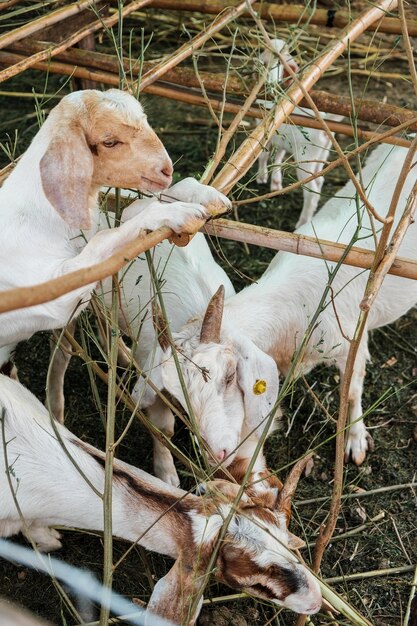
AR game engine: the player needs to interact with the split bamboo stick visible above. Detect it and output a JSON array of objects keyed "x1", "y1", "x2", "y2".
[
  {"x1": 203, "y1": 219, "x2": 417, "y2": 280},
  {"x1": 0, "y1": 0, "x2": 154, "y2": 84},
  {"x1": 0, "y1": 0, "x2": 96, "y2": 51},
  {"x1": 211, "y1": 0, "x2": 399, "y2": 195},
  {"x1": 0, "y1": 51, "x2": 411, "y2": 148},
  {"x1": 150, "y1": 0, "x2": 417, "y2": 37},
  {"x1": 0, "y1": 217, "x2": 416, "y2": 317}
]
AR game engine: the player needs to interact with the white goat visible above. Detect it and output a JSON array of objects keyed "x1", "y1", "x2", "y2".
[
  {"x1": 0, "y1": 89, "x2": 222, "y2": 371},
  {"x1": 256, "y1": 38, "x2": 344, "y2": 227},
  {"x1": 47, "y1": 180, "x2": 234, "y2": 474},
  {"x1": 0, "y1": 374, "x2": 322, "y2": 622},
  {"x1": 133, "y1": 142, "x2": 417, "y2": 470}
]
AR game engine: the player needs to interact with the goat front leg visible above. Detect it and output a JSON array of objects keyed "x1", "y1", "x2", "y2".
[
  {"x1": 270, "y1": 147, "x2": 286, "y2": 191},
  {"x1": 148, "y1": 396, "x2": 179, "y2": 487},
  {"x1": 256, "y1": 147, "x2": 270, "y2": 185},
  {"x1": 338, "y1": 345, "x2": 374, "y2": 466},
  {"x1": 47, "y1": 319, "x2": 77, "y2": 423},
  {"x1": 77, "y1": 200, "x2": 212, "y2": 267},
  {"x1": 295, "y1": 164, "x2": 322, "y2": 229}
]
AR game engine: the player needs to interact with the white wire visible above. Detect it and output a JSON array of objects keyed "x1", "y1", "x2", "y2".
[{"x1": 0, "y1": 539, "x2": 174, "y2": 626}]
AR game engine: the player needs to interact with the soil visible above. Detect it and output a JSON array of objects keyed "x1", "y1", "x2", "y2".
[{"x1": 0, "y1": 3, "x2": 416, "y2": 626}]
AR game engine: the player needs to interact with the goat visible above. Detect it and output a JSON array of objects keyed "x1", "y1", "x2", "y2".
[
  {"x1": 47, "y1": 179, "x2": 233, "y2": 457},
  {"x1": 133, "y1": 142, "x2": 417, "y2": 469},
  {"x1": 0, "y1": 89, "x2": 222, "y2": 371},
  {"x1": 256, "y1": 38, "x2": 344, "y2": 227},
  {"x1": 0, "y1": 374, "x2": 322, "y2": 622}
]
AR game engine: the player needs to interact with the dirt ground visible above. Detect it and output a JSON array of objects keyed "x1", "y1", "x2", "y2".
[{"x1": 0, "y1": 3, "x2": 416, "y2": 626}]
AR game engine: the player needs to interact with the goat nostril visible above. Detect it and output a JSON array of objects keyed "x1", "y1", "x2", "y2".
[
  {"x1": 216, "y1": 449, "x2": 227, "y2": 462},
  {"x1": 161, "y1": 163, "x2": 173, "y2": 178}
]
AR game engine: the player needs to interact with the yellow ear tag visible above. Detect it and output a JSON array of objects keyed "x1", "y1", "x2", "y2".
[{"x1": 253, "y1": 379, "x2": 267, "y2": 395}]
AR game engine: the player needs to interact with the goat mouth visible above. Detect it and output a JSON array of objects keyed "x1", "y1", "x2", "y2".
[
  {"x1": 207, "y1": 452, "x2": 235, "y2": 468},
  {"x1": 141, "y1": 176, "x2": 171, "y2": 192}
]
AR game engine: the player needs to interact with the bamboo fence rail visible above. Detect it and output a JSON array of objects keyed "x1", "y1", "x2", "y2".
[
  {"x1": 150, "y1": 0, "x2": 417, "y2": 36},
  {"x1": 0, "y1": 0, "x2": 154, "y2": 83},
  {"x1": 0, "y1": 51, "x2": 412, "y2": 148},
  {"x1": 0, "y1": 0, "x2": 96, "y2": 50},
  {"x1": 1, "y1": 216, "x2": 416, "y2": 316},
  {"x1": 4, "y1": 40, "x2": 417, "y2": 134}
]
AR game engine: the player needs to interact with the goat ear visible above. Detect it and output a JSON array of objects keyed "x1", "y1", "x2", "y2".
[
  {"x1": 287, "y1": 531, "x2": 305, "y2": 550},
  {"x1": 146, "y1": 556, "x2": 204, "y2": 626},
  {"x1": 199, "y1": 480, "x2": 254, "y2": 507},
  {"x1": 235, "y1": 336, "x2": 279, "y2": 437},
  {"x1": 40, "y1": 125, "x2": 94, "y2": 230}
]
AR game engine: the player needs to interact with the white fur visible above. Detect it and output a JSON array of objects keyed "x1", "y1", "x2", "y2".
[
  {"x1": 47, "y1": 177, "x2": 234, "y2": 483},
  {"x1": 0, "y1": 90, "x2": 212, "y2": 365},
  {"x1": 0, "y1": 374, "x2": 321, "y2": 618},
  {"x1": 256, "y1": 38, "x2": 344, "y2": 227},
  {"x1": 135, "y1": 142, "x2": 417, "y2": 466}
]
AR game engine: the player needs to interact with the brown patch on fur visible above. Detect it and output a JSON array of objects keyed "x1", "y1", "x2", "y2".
[
  {"x1": 217, "y1": 544, "x2": 302, "y2": 601},
  {"x1": 40, "y1": 90, "x2": 173, "y2": 229},
  {"x1": 73, "y1": 440, "x2": 195, "y2": 521}
]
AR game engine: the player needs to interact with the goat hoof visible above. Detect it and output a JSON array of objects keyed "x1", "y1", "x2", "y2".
[
  {"x1": 29, "y1": 527, "x2": 62, "y2": 552},
  {"x1": 270, "y1": 180, "x2": 283, "y2": 192},
  {"x1": 344, "y1": 431, "x2": 374, "y2": 466}
]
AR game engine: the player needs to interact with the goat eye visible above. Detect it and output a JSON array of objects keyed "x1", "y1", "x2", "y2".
[{"x1": 102, "y1": 139, "x2": 120, "y2": 148}]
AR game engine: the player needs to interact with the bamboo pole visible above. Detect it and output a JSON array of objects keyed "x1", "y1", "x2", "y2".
[
  {"x1": 0, "y1": 217, "x2": 416, "y2": 317},
  {"x1": 0, "y1": 0, "x2": 96, "y2": 51},
  {"x1": 0, "y1": 0, "x2": 22, "y2": 9},
  {"x1": 0, "y1": 51, "x2": 411, "y2": 149},
  {"x1": 211, "y1": 0, "x2": 399, "y2": 195},
  {"x1": 299, "y1": 90, "x2": 417, "y2": 133},
  {"x1": 6, "y1": 40, "x2": 417, "y2": 136},
  {"x1": 203, "y1": 219, "x2": 417, "y2": 280},
  {"x1": 0, "y1": 0, "x2": 153, "y2": 84},
  {"x1": 150, "y1": 0, "x2": 417, "y2": 36},
  {"x1": 9, "y1": 40, "x2": 244, "y2": 94}
]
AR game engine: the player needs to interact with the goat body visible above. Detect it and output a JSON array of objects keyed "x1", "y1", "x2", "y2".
[
  {"x1": 256, "y1": 38, "x2": 344, "y2": 227},
  {"x1": 0, "y1": 375, "x2": 321, "y2": 622},
  {"x1": 0, "y1": 90, "x2": 216, "y2": 364},
  {"x1": 135, "y1": 142, "x2": 417, "y2": 468}
]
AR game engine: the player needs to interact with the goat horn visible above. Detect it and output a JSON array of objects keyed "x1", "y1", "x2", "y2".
[
  {"x1": 276, "y1": 453, "x2": 314, "y2": 524},
  {"x1": 200, "y1": 284, "x2": 225, "y2": 344},
  {"x1": 152, "y1": 300, "x2": 170, "y2": 351}
]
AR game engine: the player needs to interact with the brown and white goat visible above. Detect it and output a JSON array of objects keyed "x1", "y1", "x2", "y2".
[
  {"x1": 0, "y1": 375, "x2": 321, "y2": 623},
  {"x1": 0, "y1": 89, "x2": 222, "y2": 370}
]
